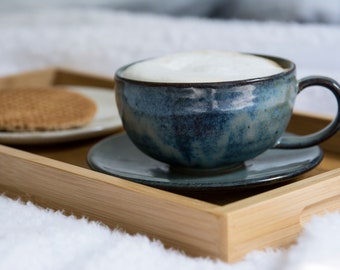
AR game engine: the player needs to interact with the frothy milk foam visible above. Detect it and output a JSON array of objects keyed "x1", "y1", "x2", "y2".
[{"x1": 121, "y1": 51, "x2": 285, "y2": 83}]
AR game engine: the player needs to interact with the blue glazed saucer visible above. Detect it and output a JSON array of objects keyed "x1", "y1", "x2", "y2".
[{"x1": 87, "y1": 133, "x2": 323, "y2": 191}]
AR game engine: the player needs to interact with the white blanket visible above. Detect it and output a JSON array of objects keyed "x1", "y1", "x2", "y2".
[{"x1": 1, "y1": 9, "x2": 340, "y2": 269}]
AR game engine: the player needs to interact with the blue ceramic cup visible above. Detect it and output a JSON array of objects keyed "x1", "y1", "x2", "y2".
[{"x1": 114, "y1": 53, "x2": 340, "y2": 173}]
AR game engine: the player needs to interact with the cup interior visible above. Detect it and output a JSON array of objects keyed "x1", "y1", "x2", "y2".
[{"x1": 115, "y1": 53, "x2": 295, "y2": 86}]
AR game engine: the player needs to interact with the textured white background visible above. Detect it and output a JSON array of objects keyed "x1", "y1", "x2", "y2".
[{"x1": 1, "y1": 8, "x2": 340, "y2": 270}]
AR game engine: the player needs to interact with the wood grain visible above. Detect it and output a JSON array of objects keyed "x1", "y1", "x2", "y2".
[{"x1": 0, "y1": 67, "x2": 114, "y2": 89}]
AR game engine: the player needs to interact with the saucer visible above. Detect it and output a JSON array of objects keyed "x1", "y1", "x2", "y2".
[{"x1": 87, "y1": 133, "x2": 323, "y2": 191}]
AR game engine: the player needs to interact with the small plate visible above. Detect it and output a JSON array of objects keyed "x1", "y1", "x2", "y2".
[
  {"x1": 0, "y1": 86, "x2": 122, "y2": 145},
  {"x1": 87, "y1": 133, "x2": 323, "y2": 191}
]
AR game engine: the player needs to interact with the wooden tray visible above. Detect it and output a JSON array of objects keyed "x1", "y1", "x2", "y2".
[{"x1": 1, "y1": 68, "x2": 340, "y2": 262}]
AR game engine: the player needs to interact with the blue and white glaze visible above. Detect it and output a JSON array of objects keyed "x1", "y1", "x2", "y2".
[
  {"x1": 115, "y1": 55, "x2": 296, "y2": 170},
  {"x1": 115, "y1": 54, "x2": 340, "y2": 171}
]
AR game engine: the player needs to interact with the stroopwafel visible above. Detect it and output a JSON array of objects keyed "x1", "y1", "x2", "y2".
[{"x1": 0, "y1": 86, "x2": 97, "y2": 131}]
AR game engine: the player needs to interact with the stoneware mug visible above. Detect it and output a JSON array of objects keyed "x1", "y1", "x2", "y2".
[{"x1": 114, "y1": 53, "x2": 340, "y2": 173}]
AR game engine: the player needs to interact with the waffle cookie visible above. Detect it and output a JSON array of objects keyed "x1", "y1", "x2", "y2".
[{"x1": 0, "y1": 87, "x2": 97, "y2": 131}]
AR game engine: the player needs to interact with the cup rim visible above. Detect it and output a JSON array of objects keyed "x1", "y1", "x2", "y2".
[{"x1": 115, "y1": 52, "x2": 296, "y2": 87}]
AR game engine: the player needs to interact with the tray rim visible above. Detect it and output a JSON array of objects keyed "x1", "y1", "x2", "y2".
[{"x1": 1, "y1": 136, "x2": 340, "y2": 262}]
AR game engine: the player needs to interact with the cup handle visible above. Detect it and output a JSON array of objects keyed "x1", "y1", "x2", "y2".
[{"x1": 275, "y1": 76, "x2": 340, "y2": 149}]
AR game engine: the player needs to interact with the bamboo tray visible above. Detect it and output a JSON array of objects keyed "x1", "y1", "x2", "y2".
[{"x1": 1, "y1": 68, "x2": 340, "y2": 262}]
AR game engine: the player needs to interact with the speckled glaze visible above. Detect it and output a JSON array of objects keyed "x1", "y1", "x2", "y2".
[{"x1": 114, "y1": 54, "x2": 340, "y2": 171}]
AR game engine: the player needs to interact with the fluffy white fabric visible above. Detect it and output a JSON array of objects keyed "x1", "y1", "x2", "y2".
[
  {"x1": 2, "y1": 196, "x2": 340, "y2": 269},
  {"x1": 1, "y1": 8, "x2": 340, "y2": 269}
]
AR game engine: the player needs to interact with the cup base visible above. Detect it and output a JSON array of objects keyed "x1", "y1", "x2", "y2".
[{"x1": 169, "y1": 162, "x2": 245, "y2": 176}]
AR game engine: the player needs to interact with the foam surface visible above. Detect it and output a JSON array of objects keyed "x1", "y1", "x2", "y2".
[{"x1": 121, "y1": 51, "x2": 285, "y2": 83}]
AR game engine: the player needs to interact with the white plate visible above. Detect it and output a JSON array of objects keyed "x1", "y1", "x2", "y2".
[{"x1": 0, "y1": 86, "x2": 122, "y2": 145}]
